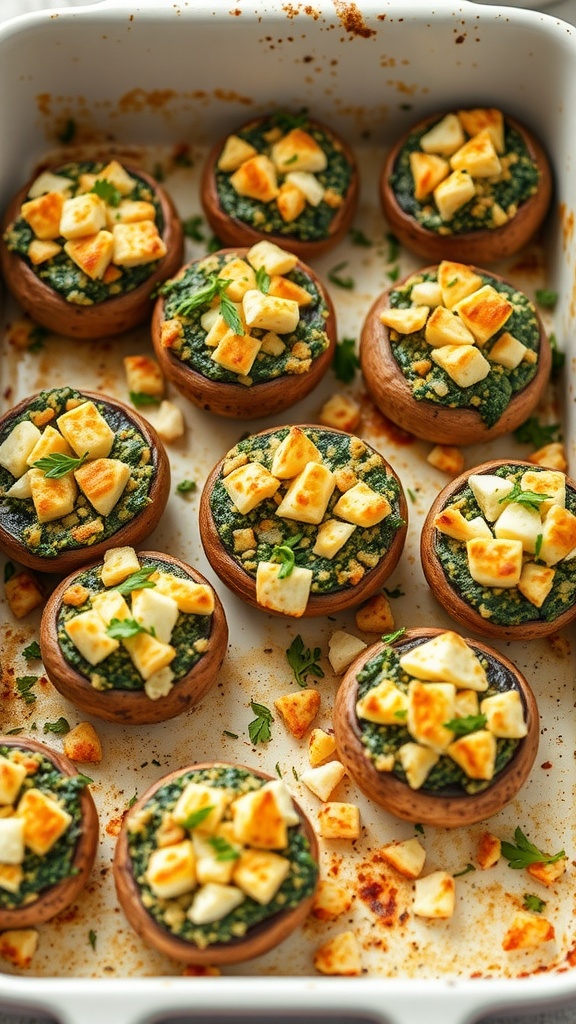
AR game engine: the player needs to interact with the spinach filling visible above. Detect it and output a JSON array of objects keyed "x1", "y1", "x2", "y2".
[
  {"x1": 0, "y1": 746, "x2": 86, "y2": 910},
  {"x1": 434, "y1": 464, "x2": 576, "y2": 625},
  {"x1": 356, "y1": 640, "x2": 520, "y2": 795},
  {"x1": 161, "y1": 253, "x2": 330, "y2": 384},
  {"x1": 0, "y1": 387, "x2": 153, "y2": 558},
  {"x1": 210, "y1": 427, "x2": 404, "y2": 594},
  {"x1": 389, "y1": 120, "x2": 539, "y2": 235},
  {"x1": 215, "y1": 113, "x2": 353, "y2": 242},
  {"x1": 4, "y1": 160, "x2": 164, "y2": 304},
  {"x1": 127, "y1": 765, "x2": 318, "y2": 947},
  {"x1": 57, "y1": 558, "x2": 212, "y2": 692},
  {"x1": 388, "y1": 271, "x2": 540, "y2": 427}
]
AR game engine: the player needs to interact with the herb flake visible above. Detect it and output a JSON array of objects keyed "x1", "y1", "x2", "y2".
[
  {"x1": 23, "y1": 640, "x2": 41, "y2": 660},
  {"x1": 113, "y1": 566, "x2": 157, "y2": 595},
  {"x1": 501, "y1": 827, "x2": 565, "y2": 870},
  {"x1": 43, "y1": 717, "x2": 70, "y2": 735},
  {"x1": 286, "y1": 635, "x2": 324, "y2": 688},
  {"x1": 328, "y1": 261, "x2": 355, "y2": 290},
  {"x1": 248, "y1": 701, "x2": 274, "y2": 744},
  {"x1": 333, "y1": 336, "x2": 360, "y2": 383},
  {"x1": 33, "y1": 451, "x2": 89, "y2": 479}
]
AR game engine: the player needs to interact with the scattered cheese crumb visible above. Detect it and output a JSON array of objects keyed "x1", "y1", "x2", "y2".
[
  {"x1": 313, "y1": 930, "x2": 362, "y2": 975},
  {"x1": 63, "y1": 722, "x2": 103, "y2": 764},
  {"x1": 427, "y1": 445, "x2": 465, "y2": 476},
  {"x1": 355, "y1": 593, "x2": 395, "y2": 633}
]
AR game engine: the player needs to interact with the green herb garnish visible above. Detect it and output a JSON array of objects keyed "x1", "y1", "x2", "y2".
[
  {"x1": 444, "y1": 713, "x2": 487, "y2": 738},
  {"x1": 182, "y1": 805, "x2": 215, "y2": 830},
  {"x1": 129, "y1": 391, "x2": 161, "y2": 408},
  {"x1": 183, "y1": 215, "x2": 205, "y2": 241},
  {"x1": 43, "y1": 717, "x2": 70, "y2": 735},
  {"x1": 286, "y1": 634, "x2": 324, "y2": 688},
  {"x1": 106, "y1": 617, "x2": 149, "y2": 640},
  {"x1": 453, "y1": 863, "x2": 476, "y2": 878},
  {"x1": 386, "y1": 233, "x2": 400, "y2": 262},
  {"x1": 220, "y1": 291, "x2": 244, "y2": 335},
  {"x1": 23, "y1": 641, "x2": 41, "y2": 660},
  {"x1": 394, "y1": 709, "x2": 408, "y2": 720},
  {"x1": 328, "y1": 261, "x2": 355, "y2": 290},
  {"x1": 113, "y1": 566, "x2": 157, "y2": 595},
  {"x1": 76, "y1": 774, "x2": 94, "y2": 786},
  {"x1": 384, "y1": 585, "x2": 404, "y2": 599},
  {"x1": 271, "y1": 532, "x2": 303, "y2": 579},
  {"x1": 171, "y1": 275, "x2": 222, "y2": 317},
  {"x1": 127, "y1": 793, "x2": 138, "y2": 809},
  {"x1": 275, "y1": 762, "x2": 283, "y2": 778},
  {"x1": 223, "y1": 730, "x2": 238, "y2": 739},
  {"x1": 29, "y1": 326, "x2": 48, "y2": 353},
  {"x1": 535, "y1": 533, "x2": 543, "y2": 559},
  {"x1": 500, "y1": 481, "x2": 552, "y2": 510},
  {"x1": 15, "y1": 675, "x2": 38, "y2": 704},
  {"x1": 256, "y1": 265, "x2": 271, "y2": 293},
  {"x1": 58, "y1": 118, "x2": 77, "y2": 144},
  {"x1": 414, "y1": 823, "x2": 424, "y2": 835},
  {"x1": 381, "y1": 628, "x2": 406, "y2": 645},
  {"x1": 176, "y1": 479, "x2": 197, "y2": 495},
  {"x1": 535, "y1": 289, "x2": 558, "y2": 308},
  {"x1": 501, "y1": 827, "x2": 565, "y2": 870},
  {"x1": 208, "y1": 835, "x2": 241, "y2": 861},
  {"x1": 513, "y1": 417, "x2": 561, "y2": 448},
  {"x1": 550, "y1": 333, "x2": 565, "y2": 377},
  {"x1": 6, "y1": 728, "x2": 24, "y2": 735},
  {"x1": 333, "y1": 336, "x2": 360, "y2": 383},
  {"x1": 387, "y1": 265, "x2": 400, "y2": 283},
  {"x1": 88, "y1": 930, "x2": 97, "y2": 951},
  {"x1": 33, "y1": 451, "x2": 89, "y2": 478},
  {"x1": 523, "y1": 893, "x2": 546, "y2": 913},
  {"x1": 248, "y1": 701, "x2": 274, "y2": 744},
  {"x1": 349, "y1": 227, "x2": 372, "y2": 247},
  {"x1": 407, "y1": 489, "x2": 417, "y2": 503},
  {"x1": 91, "y1": 179, "x2": 121, "y2": 207}
]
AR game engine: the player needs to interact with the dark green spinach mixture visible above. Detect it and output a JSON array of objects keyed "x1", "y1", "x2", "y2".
[
  {"x1": 210, "y1": 427, "x2": 404, "y2": 594},
  {"x1": 390, "y1": 119, "x2": 539, "y2": 235},
  {"x1": 215, "y1": 113, "x2": 353, "y2": 242},
  {"x1": 0, "y1": 387, "x2": 153, "y2": 558},
  {"x1": 388, "y1": 271, "x2": 540, "y2": 427},
  {"x1": 356, "y1": 640, "x2": 520, "y2": 795},
  {"x1": 4, "y1": 160, "x2": 164, "y2": 304},
  {"x1": 435, "y1": 465, "x2": 576, "y2": 625},
  {"x1": 57, "y1": 558, "x2": 212, "y2": 692},
  {"x1": 0, "y1": 746, "x2": 86, "y2": 910},
  {"x1": 161, "y1": 252, "x2": 330, "y2": 384},
  {"x1": 127, "y1": 765, "x2": 318, "y2": 947}
]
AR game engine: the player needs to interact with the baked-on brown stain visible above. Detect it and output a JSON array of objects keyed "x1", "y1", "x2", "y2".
[{"x1": 333, "y1": 0, "x2": 376, "y2": 38}]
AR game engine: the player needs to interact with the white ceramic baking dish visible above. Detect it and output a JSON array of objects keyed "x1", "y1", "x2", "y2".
[{"x1": 1, "y1": 1, "x2": 576, "y2": 1023}]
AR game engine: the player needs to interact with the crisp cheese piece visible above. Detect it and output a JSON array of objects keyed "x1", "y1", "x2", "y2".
[
  {"x1": 0, "y1": 421, "x2": 42, "y2": 479},
  {"x1": 455, "y1": 689, "x2": 479, "y2": 718},
  {"x1": 230, "y1": 154, "x2": 279, "y2": 202},
  {"x1": 397, "y1": 741, "x2": 436, "y2": 786},
  {"x1": 263, "y1": 780, "x2": 300, "y2": 826},
  {"x1": 538, "y1": 505, "x2": 576, "y2": 565},
  {"x1": 123, "y1": 355, "x2": 164, "y2": 398},
  {"x1": 410, "y1": 280, "x2": 442, "y2": 307},
  {"x1": 381, "y1": 838, "x2": 426, "y2": 879},
  {"x1": 300, "y1": 761, "x2": 346, "y2": 802},
  {"x1": 520, "y1": 469, "x2": 566, "y2": 513},
  {"x1": 99, "y1": 160, "x2": 136, "y2": 195},
  {"x1": 332, "y1": 481, "x2": 391, "y2": 527},
  {"x1": 276, "y1": 462, "x2": 335, "y2": 525},
  {"x1": 27, "y1": 239, "x2": 61, "y2": 265},
  {"x1": 218, "y1": 257, "x2": 257, "y2": 302},
  {"x1": 0, "y1": 757, "x2": 26, "y2": 806},
  {"x1": 447, "y1": 729, "x2": 497, "y2": 780},
  {"x1": 112, "y1": 220, "x2": 167, "y2": 267},
  {"x1": 399, "y1": 631, "x2": 488, "y2": 691},
  {"x1": 28, "y1": 171, "x2": 72, "y2": 199},
  {"x1": 308, "y1": 729, "x2": 337, "y2": 767},
  {"x1": 145, "y1": 840, "x2": 196, "y2": 898},
  {"x1": 21, "y1": 191, "x2": 65, "y2": 240},
  {"x1": 433, "y1": 507, "x2": 492, "y2": 542},
  {"x1": 57, "y1": 400, "x2": 115, "y2": 460},
  {"x1": 407, "y1": 681, "x2": 456, "y2": 753},
  {"x1": 356, "y1": 678, "x2": 409, "y2": 725},
  {"x1": 131, "y1": 588, "x2": 179, "y2": 645},
  {"x1": 271, "y1": 128, "x2": 327, "y2": 173},
  {"x1": 254, "y1": 561, "x2": 309, "y2": 614},
  {"x1": 284, "y1": 170, "x2": 325, "y2": 207},
  {"x1": 232, "y1": 786, "x2": 288, "y2": 849},
  {"x1": 64, "y1": 608, "x2": 120, "y2": 665},
  {"x1": 29, "y1": 468, "x2": 77, "y2": 523},
  {"x1": 193, "y1": 832, "x2": 237, "y2": 886},
  {"x1": 313, "y1": 519, "x2": 356, "y2": 559},
  {"x1": 151, "y1": 571, "x2": 215, "y2": 615},
  {"x1": 424, "y1": 305, "x2": 476, "y2": 347},
  {"x1": 5, "y1": 472, "x2": 33, "y2": 499},
  {"x1": 0, "y1": 864, "x2": 24, "y2": 895},
  {"x1": 409, "y1": 151, "x2": 449, "y2": 200},
  {"x1": 16, "y1": 788, "x2": 72, "y2": 856},
  {"x1": 517, "y1": 561, "x2": 555, "y2": 608},
  {"x1": 247, "y1": 240, "x2": 298, "y2": 277},
  {"x1": 502, "y1": 911, "x2": 555, "y2": 951},
  {"x1": 91, "y1": 589, "x2": 131, "y2": 626},
  {"x1": 74, "y1": 458, "x2": 130, "y2": 516},
  {"x1": 494, "y1": 501, "x2": 542, "y2": 554},
  {"x1": 268, "y1": 274, "x2": 313, "y2": 306},
  {"x1": 437, "y1": 261, "x2": 483, "y2": 308},
  {"x1": 480, "y1": 690, "x2": 527, "y2": 739},
  {"x1": 188, "y1": 883, "x2": 245, "y2": 925},
  {"x1": 413, "y1": 871, "x2": 455, "y2": 919},
  {"x1": 450, "y1": 129, "x2": 502, "y2": 177},
  {"x1": 173, "y1": 783, "x2": 230, "y2": 835},
  {"x1": 274, "y1": 688, "x2": 320, "y2": 738},
  {"x1": 222, "y1": 461, "x2": 280, "y2": 514},
  {"x1": 101, "y1": 546, "x2": 141, "y2": 587},
  {"x1": 313, "y1": 930, "x2": 362, "y2": 976},
  {"x1": 105, "y1": 199, "x2": 155, "y2": 227},
  {"x1": 317, "y1": 802, "x2": 360, "y2": 840},
  {"x1": 233, "y1": 849, "x2": 290, "y2": 904},
  {"x1": 242, "y1": 289, "x2": 300, "y2": 334},
  {"x1": 211, "y1": 330, "x2": 261, "y2": 377},
  {"x1": 327, "y1": 630, "x2": 367, "y2": 674},
  {"x1": 217, "y1": 134, "x2": 258, "y2": 172},
  {"x1": 489, "y1": 331, "x2": 527, "y2": 369},
  {"x1": 433, "y1": 170, "x2": 476, "y2": 221},
  {"x1": 64, "y1": 230, "x2": 114, "y2": 280},
  {"x1": 379, "y1": 305, "x2": 429, "y2": 334},
  {"x1": 123, "y1": 631, "x2": 176, "y2": 681},
  {"x1": 431, "y1": 343, "x2": 491, "y2": 387},
  {"x1": 270, "y1": 426, "x2": 322, "y2": 479},
  {"x1": 144, "y1": 666, "x2": 175, "y2": 701},
  {"x1": 420, "y1": 114, "x2": 466, "y2": 156},
  {"x1": 453, "y1": 284, "x2": 513, "y2": 345},
  {"x1": 458, "y1": 108, "x2": 505, "y2": 153},
  {"x1": 468, "y1": 473, "x2": 514, "y2": 522},
  {"x1": 26, "y1": 424, "x2": 73, "y2": 466},
  {"x1": 466, "y1": 537, "x2": 523, "y2": 588},
  {"x1": 311, "y1": 879, "x2": 353, "y2": 921},
  {"x1": 59, "y1": 193, "x2": 106, "y2": 239},
  {"x1": 0, "y1": 819, "x2": 24, "y2": 865},
  {"x1": 0, "y1": 928, "x2": 39, "y2": 968}
]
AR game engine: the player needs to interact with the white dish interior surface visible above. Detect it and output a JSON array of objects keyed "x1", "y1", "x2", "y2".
[{"x1": 1, "y1": 1, "x2": 576, "y2": 1023}]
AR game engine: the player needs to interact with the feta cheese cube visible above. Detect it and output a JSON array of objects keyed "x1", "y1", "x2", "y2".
[
  {"x1": 397, "y1": 742, "x2": 440, "y2": 790},
  {"x1": 188, "y1": 882, "x2": 245, "y2": 924},
  {"x1": 399, "y1": 631, "x2": 488, "y2": 690},
  {"x1": 313, "y1": 519, "x2": 356, "y2": 559},
  {"x1": 0, "y1": 421, "x2": 42, "y2": 479},
  {"x1": 59, "y1": 192, "x2": 106, "y2": 239},
  {"x1": 433, "y1": 507, "x2": 493, "y2": 542},
  {"x1": 274, "y1": 687, "x2": 320, "y2": 738},
  {"x1": 74, "y1": 458, "x2": 130, "y2": 516},
  {"x1": 327, "y1": 630, "x2": 367, "y2": 673},
  {"x1": 447, "y1": 729, "x2": 497, "y2": 780},
  {"x1": 480, "y1": 690, "x2": 527, "y2": 739},
  {"x1": 409, "y1": 151, "x2": 450, "y2": 200},
  {"x1": 21, "y1": 191, "x2": 65, "y2": 240},
  {"x1": 29, "y1": 468, "x2": 77, "y2": 523},
  {"x1": 408, "y1": 681, "x2": 456, "y2": 753},
  {"x1": 450, "y1": 129, "x2": 502, "y2": 177},
  {"x1": 276, "y1": 462, "x2": 336, "y2": 525},
  {"x1": 538, "y1": 505, "x2": 576, "y2": 565},
  {"x1": 517, "y1": 561, "x2": 555, "y2": 608},
  {"x1": 379, "y1": 305, "x2": 430, "y2": 333},
  {"x1": 173, "y1": 783, "x2": 231, "y2": 835},
  {"x1": 494, "y1": 501, "x2": 543, "y2": 554},
  {"x1": 242, "y1": 289, "x2": 300, "y2": 334},
  {"x1": 233, "y1": 849, "x2": 290, "y2": 903},
  {"x1": 381, "y1": 838, "x2": 426, "y2": 879},
  {"x1": 356, "y1": 678, "x2": 409, "y2": 725},
  {"x1": 466, "y1": 536, "x2": 523, "y2": 587},
  {"x1": 247, "y1": 240, "x2": 298, "y2": 277},
  {"x1": 112, "y1": 220, "x2": 167, "y2": 267},
  {"x1": 420, "y1": 114, "x2": 466, "y2": 156},
  {"x1": 16, "y1": 788, "x2": 72, "y2": 855},
  {"x1": 64, "y1": 608, "x2": 120, "y2": 665},
  {"x1": 433, "y1": 170, "x2": 476, "y2": 220},
  {"x1": 57, "y1": 400, "x2": 115, "y2": 460},
  {"x1": 230, "y1": 154, "x2": 279, "y2": 202},
  {"x1": 332, "y1": 480, "x2": 391, "y2": 527},
  {"x1": 0, "y1": 758, "x2": 27, "y2": 806},
  {"x1": 271, "y1": 128, "x2": 327, "y2": 173},
  {"x1": 211, "y1": 330, "x2": 262, "y2": 377},
  {"x1": 317, "y1": 802, "x2": 360, "y2": 840},
  {"x1": 64, "y1": 230, "x2": 114, "y2": 280},
  {"x1": 221, "y1": 462, "x2": 280, "y2": 514},
  {"x1": 413, "y1": 871, "x2": 455, "y2": 918},
  {"x1": 300, "y1": 761, "x2": 346, "y2": 801},
  {"x1": 145, "y1": 840, "x2": 196, "y2": 898},
  {"x1": 313, "y1": 930, "x2": 362, "y2": 976},
  {"x1": 122, "y1": 631, "x2": 176, "y2": 681},
  {"x1": 0, "y1": 818, "x2": 25, "y2": 864},
  {"x1": 270, "y1": 426, "x2": 322, "y2": 479},
  {"x1": 430, "y1": 344, "x2": 491, "y2": 387},
  {"x1": 438, "y1": 261, "x2": 484, "y2": 308},
  {"x1": 468, "y1": 473, "x2": 514, "y2": 522},
  {"x1": 425, "y1": 306, "x2": 476, "y2": 347},
  {"x1": 488, "y1": 331, "x2": 527, "y2": 369},
  {"x1": 131, "y1": 588, "x2": 179, "y2": 644},
  {"x1": 101, "y1": 546, "x2": 141, "y2": 587},
  {"x1": 217, "y1": 134, "x2": 258, "y2": 172},
  {"x1": 453, "y1": 285, "x2": 513, "y2": 345}
]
